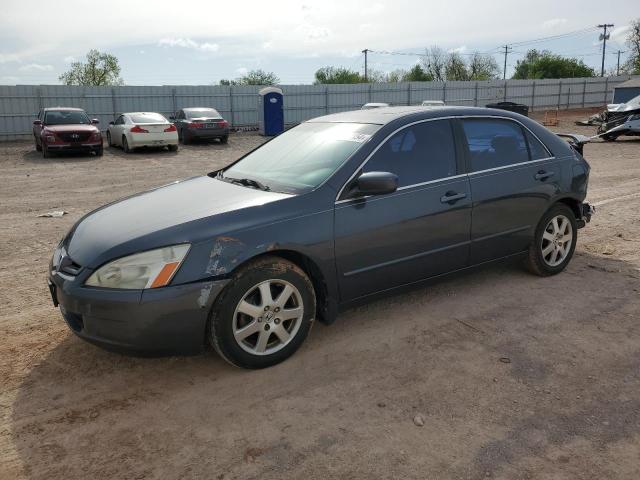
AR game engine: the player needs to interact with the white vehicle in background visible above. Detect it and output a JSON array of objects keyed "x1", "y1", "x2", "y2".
[
  {"x1": 361, "y1": 102, "x2": 390, "y2": 110},
  {"x1": 421, "y1": 100, "x2": 445, "y2": 107},
  {"x1": 107, "y1": 112, "x2": 178, "y2": 153}
]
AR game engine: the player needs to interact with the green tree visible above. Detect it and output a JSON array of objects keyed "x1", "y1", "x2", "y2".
[
  {"x1": 313, "y1": 66, "x2": 364, "y2": 84},
  {"x1": 402, "y1": 64, "x2": 434, "y2": 82},
  {"x1": 59, "y1": 49, "x2": 123, "y2": 86},
  {"x1": 512, "y1": 49, "x2": 596, "y2": 79},
  {"x1": 622, "y1": 18, "x2": 640, "y2": 74},
  {"x1": 220, "y1": 69, "x2": 279, "y2": 86}
]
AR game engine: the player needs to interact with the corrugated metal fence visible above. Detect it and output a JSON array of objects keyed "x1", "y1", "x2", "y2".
[{"x1": 0, "y1": 75, "x2": 635, "y2": 140}]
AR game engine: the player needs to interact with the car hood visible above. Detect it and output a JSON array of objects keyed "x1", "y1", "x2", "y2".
[
  {"x1": 66, "y1": 175, "x2": 292, "y2": 268},
  {"x1": 44, "y1": 124, "x2": 99, "y2": 132}
]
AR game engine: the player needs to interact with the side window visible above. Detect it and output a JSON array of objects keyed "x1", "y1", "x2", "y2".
[
  {"x1": 525, "y1": 130, "x2": 551, "y2": 160},
  {"x1": 462, "y1": 119, "x2": 529, "y2": 172},
  {"x1": 363, "y1": 120, "x2": 457, "y2": 187},
  {"x1": 115, "y1": 115, "x2": 124, "y2": 125}
]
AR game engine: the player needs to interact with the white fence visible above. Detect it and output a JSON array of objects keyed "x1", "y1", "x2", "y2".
[{"x1": 0, "y1": 75, "x2": 635, "y2": 140}]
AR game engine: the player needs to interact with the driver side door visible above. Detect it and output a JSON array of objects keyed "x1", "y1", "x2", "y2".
[{"x1": 334, "y1": 119, "x2": 472, "y2": 301}]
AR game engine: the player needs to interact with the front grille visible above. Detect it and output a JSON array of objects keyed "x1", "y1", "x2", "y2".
[
  {"x1": 58, "y1": 131, "x2": 91, "y2": 142},
  {"x1": 60, "y1": 259, "x2": 82, "y2": 276}
]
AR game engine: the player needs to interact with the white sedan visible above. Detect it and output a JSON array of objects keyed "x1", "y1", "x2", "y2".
[{"x1": 106, "y1": 112, "x2": 178, "y2": 153}]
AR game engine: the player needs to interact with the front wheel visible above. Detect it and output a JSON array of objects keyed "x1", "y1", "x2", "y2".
[
  {"x1": 106, "y1": 131, "x2": 113, "y2": 147},
  {"x1": 208, "y1": 256, "x2": 316, "y2": 369},
  {"x1": 35, "y1": 135, "x2": 42, "y2": 151},
  {"x1": 525, "y1": 204, "x2": 577, "y2": 276}
]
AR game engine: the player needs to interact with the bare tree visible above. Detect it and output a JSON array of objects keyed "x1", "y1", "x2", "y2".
[
  {"x1": 445, "y1": 52, "x2": 469, "y2": 80},
  {"x1": 468, "y1": 52, "x2": 500, "y2": 80},
  {"x1": 623, "y1": 18, "x2": 640, "y2": 74},
  {"x1": 422, "y1": 46, "x2": 447, "y2": 82}
]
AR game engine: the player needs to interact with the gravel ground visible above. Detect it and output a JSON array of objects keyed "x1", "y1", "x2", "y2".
[{"x1": 1, "y1": 111, "x2": 639, "y2": 480}]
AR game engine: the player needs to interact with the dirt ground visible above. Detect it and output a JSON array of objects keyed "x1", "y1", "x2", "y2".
[{"x1": 1, "y1": 110, "x2": 639, "y2": 480}]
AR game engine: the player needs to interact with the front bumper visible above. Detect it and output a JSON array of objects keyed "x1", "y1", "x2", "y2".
[
  {"x1": 45, "y1": 143, "x2": 102, "y2": 153},
  {"x1": 48, "y1": 270, "x2": 229, "y2": 355}
]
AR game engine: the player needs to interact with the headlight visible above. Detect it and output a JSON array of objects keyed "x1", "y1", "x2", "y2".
[
  {"x1": 85, "y1": 244, "x2": 190, "y2": 289},
  {"x1": 45, "y1": 134, "x2": 56, "y2": 143}
]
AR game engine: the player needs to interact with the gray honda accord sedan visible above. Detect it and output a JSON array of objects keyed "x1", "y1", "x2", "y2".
[{"x1": 48, "y1": 106, "x2": 593, "y2": 368}]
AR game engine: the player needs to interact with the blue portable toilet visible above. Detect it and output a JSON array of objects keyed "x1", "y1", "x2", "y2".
[{"x1": 258, "y1": 87, "x2": 284, "y2": 136}]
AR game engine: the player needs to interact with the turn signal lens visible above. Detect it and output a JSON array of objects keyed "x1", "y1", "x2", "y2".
[{"x1": 85, "y1": 244, "x2": 190, "y2": 289}]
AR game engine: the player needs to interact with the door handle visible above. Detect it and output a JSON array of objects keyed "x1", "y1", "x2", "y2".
[
  {"x1": 440, "y1": 192, "x2": 467, "y2": 204},
  {"x1": 534, "y1": 170, "x2": 555, "y2": 181}
]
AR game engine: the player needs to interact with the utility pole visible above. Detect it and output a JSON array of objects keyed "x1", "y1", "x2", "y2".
[
  {"x1": 501, "y1": 45, "x2": 512, "y2": 80},
  {"x1": 597, "y1": 23, "x2": 614, "y2": 77},
  {"x1": 362, "y1": 49, "x2": 370, "y2": 82},
  {"x1": 615, "y1": 50, "x2": 625, "y2": 76}
]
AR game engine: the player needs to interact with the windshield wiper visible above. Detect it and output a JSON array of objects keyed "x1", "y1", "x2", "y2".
[{"x1": 225, "y1": 176, "x2": 270, "y2": 191}]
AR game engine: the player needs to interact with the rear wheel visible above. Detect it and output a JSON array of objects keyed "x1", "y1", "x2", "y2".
[
  {"x1": 525, "y1": 204, "x2": 577, "y2": 276},
  {"x1": 122, "y1": 136, "x2": 132, "y2": 153},
  {"x1": 220, "y1": 135, "x2": 229, "y2": 144},
  {"x1": 168, "y1": 144, "x2": 178, "y2": 152},
  {"x1": 208, "y1": 256, "x2": 316, "y2": 369},
  {"x1": 602, "y1": 133, "x2": 618, "y2": 142}
]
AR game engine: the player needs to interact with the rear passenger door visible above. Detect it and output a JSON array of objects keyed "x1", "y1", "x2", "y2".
[
  {"x1": 460, "y1": 117, "x2": 560, "y2": 264},
  {"x1": 334, "y1": 119, "x2": 472, "y2": 301}
]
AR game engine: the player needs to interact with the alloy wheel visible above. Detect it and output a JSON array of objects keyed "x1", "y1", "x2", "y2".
[
  {"x1": 541, "y1": 214, "x2": 573, "y2": 267},
  {"x1": 232, "y1": 280, "x2": 304, "y2": 356}
]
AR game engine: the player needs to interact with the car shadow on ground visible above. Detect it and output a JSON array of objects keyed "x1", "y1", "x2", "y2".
[
  {"x1": 104, "y1": 145, "x2": 181, "y2": 158},
  {"x1": 9, "y1": 252, "x2": 640, "y2": 479},
  {"x1": 21, "y1": 149, "x2": 101, "y2": 164}
]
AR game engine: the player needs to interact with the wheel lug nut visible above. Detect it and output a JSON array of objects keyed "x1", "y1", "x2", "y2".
[
  {"x1": 274, "y1": 318, "x2": 280, "y2": 324},
  {"x1": 274, "y1": 307, "x2": 280, "y2": 312},
  {"x1": 264, "y1": 324, "x2": 270, "y2": 331},
  {"x1": 257, "y1": 317, "x2": 262, "y2": 322},
  {"x1": 264, "y1": 306, "x2": 270, "y2": 311}
]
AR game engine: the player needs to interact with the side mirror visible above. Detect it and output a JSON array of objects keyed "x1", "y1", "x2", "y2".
[
  {"x1": 33, "y1": 120, "x2": 42, "y2": 126},
  {"x1": 91, "y1": 118, "x2": 100, "y2": 124},
  {"x1": 108, "y1": 121, "x2": 114, "y2": 125},
  {"x1": 169, "y1": 115, "x2": 175, "y2": 120},
  {"x1": 351, "y1": 171, "x2": 398, "y2": 197}
]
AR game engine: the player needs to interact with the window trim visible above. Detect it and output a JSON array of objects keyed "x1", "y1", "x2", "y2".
[{"x1": 335, "y1": 115, "x2": 554, "y2": 204}]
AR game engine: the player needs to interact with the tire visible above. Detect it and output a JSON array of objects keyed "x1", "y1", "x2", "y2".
[
  {"x1": 122, "y1": 136, "x2": 132, "y2": 153},
  {"x1": 95, "y1": 147, "x2": 103, "y2": 157},
  {"x1": 35, "y1": 136, "x2": 42, "y2": 152},
  {"x1": 181, "y1": 130, "x2": 189, "y2": 144},
  {"x1": 209, "y1": 256, "x2": 316, "y2": 369},
  {"x1": 42, "y1": 145, "x2": 49, "y2": 158},
  {"x1": 106, "y1": 131, "x2": 113, "y2": 147},
  {"x1": 525, "y1": 204, "x2": 578, "y2": 276},
  {"x1": 602, "y1": 134, "x2": 617, "y2": 142},
  {"x1": 168, "y1": 144, "x2": 178, "y2": 152},
  {"x1": 220, "y1": 135, "x2": 229, "y2": 144}
]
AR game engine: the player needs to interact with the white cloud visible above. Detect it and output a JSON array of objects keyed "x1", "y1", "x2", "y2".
[
  {"x1": 448, "y1": 45, "x2": 467, "y2": 54},
  {"x1": 610, "y1": 25, "x2": 630, "y2": 43},
  {"x1": 0, "y1": 75, "x2": 20, "y2": 84},
  {"x1": 63, "y1": 56, "x2": 76, "y2": 63},
  {"x1": 0, "y1": 52, "x2": 20, "y2": 63},
  {"x1": 235, "y1": 67, "x2": 248, "y2": 75},
  {"x1": 158, "y1": 37, "x2": 219, "y2": 52},
  {"x1": 542, "y1": 18, "x2": 568, "y2": 29},
  {"x1": 18, "y1": 63, "x2": 53, "y2": 72}
]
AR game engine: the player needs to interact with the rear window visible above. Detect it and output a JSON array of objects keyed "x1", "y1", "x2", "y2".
[
  {"x1": 462, "y1": 119, "x2": 529, "y2": 171},
  {"x1": 129, "y1": 113, "x2": 167, "y2": 123},
  {"x1": 186, "y1": 108, "x2": 221, "y2": 119},
  {"x1": 44, "y1": 110, "x2": 90, "y2": 125},
  {"x1": 525, "y1": 130, "x2": 551, "y2": 160}
]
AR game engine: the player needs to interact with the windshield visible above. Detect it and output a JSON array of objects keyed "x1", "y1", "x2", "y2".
[
  {"x1": 222, "y1": 122, "x2": 379, "y2": 194},
  {"x1": 186, "y1": 108, "x2": 220, "y2": 118},
  {"x1": 44, "y1": 110, "x2": 91, "y2": 125},
  {"x1": 130, "y1": 113, "x2": 168, "y2": 123}
]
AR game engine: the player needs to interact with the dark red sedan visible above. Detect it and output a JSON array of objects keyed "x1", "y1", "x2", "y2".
[{"x1": 33, "y1": 107, "x2": 103, "y2": 158}]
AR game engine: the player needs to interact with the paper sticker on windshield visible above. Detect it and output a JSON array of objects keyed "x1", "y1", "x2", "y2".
[{"x1": 347, "y1": 133, "x2": 371, "y2": 143}]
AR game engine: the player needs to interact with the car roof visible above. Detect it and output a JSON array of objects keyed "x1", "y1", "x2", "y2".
[
  {"x1": 307, "y1": 105, "x2": 526, "y2": 125},
  {"x1": 183, "y1": 107, "x2": 217, "y2": 110},
  {"x1": 43, "y1": 107, "x2": 85, "y2": 112}
]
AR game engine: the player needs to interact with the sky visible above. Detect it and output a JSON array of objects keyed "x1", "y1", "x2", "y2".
[{"x1": 0, "y1": 0, "x2": 636, "y2": 85}]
